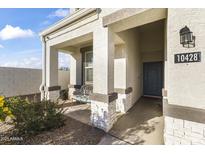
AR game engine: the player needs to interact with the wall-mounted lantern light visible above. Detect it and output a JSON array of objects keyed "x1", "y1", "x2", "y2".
[{"x1": 179, "y1": 26, "x2": 195, "y2": 48}]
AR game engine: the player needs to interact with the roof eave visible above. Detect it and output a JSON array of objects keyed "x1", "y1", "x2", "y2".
[{"x1": 39, "y1": 8, "x2": 97, "y2": 37}]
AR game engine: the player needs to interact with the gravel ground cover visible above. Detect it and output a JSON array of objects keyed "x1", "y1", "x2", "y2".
[
  {"x1": 0, "y1": 116, "x2": 105, "y2": 145},
  {"x1": 0, "y1": 101, "x2": 105, "y2": 145}
]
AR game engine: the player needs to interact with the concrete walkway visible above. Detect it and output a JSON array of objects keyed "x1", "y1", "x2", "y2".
[{"x1": 109, "y1": 97, "x2": 164, "y2": 145}]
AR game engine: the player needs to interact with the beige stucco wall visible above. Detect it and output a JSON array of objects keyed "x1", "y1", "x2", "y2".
[
  {"x1": 117, "y1": 28, "x2": 142, "y2": 103},
  {"x1": 69, "y1": 48, "x2": 82, "y2": 85},
  {"x1": 126, "y1": 29, "x2": 142, "y2": 103},
  {"x1": 46, "y1": 46, "x2": 58, "y2": 87},
  {"x1": 0, "y1": 67, "x2": 41, "y2": 97},
  {"x1": 0, "y1": 67, "x2": 69, "y2": 97},
  {"x1": 93, "y1": 27, "x2": 115, "y2": 94},
  {"x1": 140, "y1": 22, "x2": 164, "y2": 62},
  {"x1": 167, "y1": 9, "x2": 205, "y2": 109},
  {"x1": 58, "y1": 70, "x2": 70, "y2": 89},
  {"x1": 114, "y1": 44, "x2": 126, "y2": 89}
]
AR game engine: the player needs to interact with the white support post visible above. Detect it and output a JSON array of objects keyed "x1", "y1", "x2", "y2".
[
  {"x1": 40, "y1": 37, "x2": 46, "y2": 100},
  {"x1": 45, "y1": 45, "x2": 60, "y2": 101},
  {"x1": 69, "y1": 48, "x2": 82, "y2": 98}
]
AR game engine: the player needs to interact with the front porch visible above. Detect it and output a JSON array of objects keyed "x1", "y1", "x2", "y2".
[
  {"x1": 62, "y1": 97, "x2": 163, "y2": 145},
  {"x1": 40, "y1": 8, "x2": 167, "y2": 136}
]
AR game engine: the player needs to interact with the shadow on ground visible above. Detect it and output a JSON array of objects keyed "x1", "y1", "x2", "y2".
[{"x1": 108, "y1": 97, "x2": 164, "y2": 145}]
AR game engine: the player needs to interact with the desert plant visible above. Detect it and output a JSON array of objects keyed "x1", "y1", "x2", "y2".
[
  {"x1": 41, "y1": 99, "x2": 65, "y2": 130},
  {"x1": 0, "y1": 96, "x2": 14, "y2": 122},
  {"x1": 5, "y1": 97, "x2": 65, "y2": 136}
]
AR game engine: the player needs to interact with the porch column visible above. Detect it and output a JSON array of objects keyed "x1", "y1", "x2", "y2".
[
  {"x1": 40, "y1": 37, "x2": 46, "y2": 100},
  {"x1": 90, "y1": 27, "x2": 118, "y2": 132},
  {"x1": 45, "y1": 45, "x2": 60, "y2": 101},
  {"x1": 68, "y1": 48, "x2": 82, "y2": 98},
  {"x1": 114, "y1": 44, "x2": 133, "y2": 113}
]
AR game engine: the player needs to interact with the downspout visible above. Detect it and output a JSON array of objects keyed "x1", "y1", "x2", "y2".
[{"x1": 39, "y1": 36, "x2": 46, "y2": 100}]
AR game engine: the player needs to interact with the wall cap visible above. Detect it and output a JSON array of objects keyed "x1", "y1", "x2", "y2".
[
  {"x1": 90, "y1": 92, "x2": 118, "y2": 103},
  {"x1": 46, "y1": 86, "x2": 61, "y2": 91},
  {"x1": 114, "y1": 87, "x2": 133, "y2": 94},
  {"x1": 163, "y1": 99, "x2": 205, "y2": 124}
]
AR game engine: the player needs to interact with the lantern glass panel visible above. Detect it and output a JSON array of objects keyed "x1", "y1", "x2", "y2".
[
  {"x1": 180, "y1": 35, "x2": 182, "y2": 44},
  {"x1": 180, "y1": 34, "x2": 185, "y2": 44},
  {"x1": 185, "y1": 33, "x2": 189, "y2": 43},
  {"x1": 188, "y1": 32, "x2": 192, "y2": 42}
]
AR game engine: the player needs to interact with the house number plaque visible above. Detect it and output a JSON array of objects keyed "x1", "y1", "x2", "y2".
[{"x1": 174, "y1": 52, "x2": 201, "y2": 63}]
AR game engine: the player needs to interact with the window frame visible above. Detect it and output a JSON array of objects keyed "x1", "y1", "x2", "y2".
[{"x1": 83, "y1": 50, "x2": 93, "y2": 85}]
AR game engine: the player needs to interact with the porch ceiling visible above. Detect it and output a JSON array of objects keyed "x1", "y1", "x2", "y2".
[
  {"x1": 53, "y1": 31, "x2": 123, "y2": 50},
  {"x1": 139, "y1": 19, "x2": 164, "y2": 33},
  {"x1": 104, "y1": 8, "x2": 167, "y2": 33},
  {"x1": 103, "y1": 8, "x2": 148, "y2": 27},
  {"x1": 54, "y1": 32, "x2": 93, "y2": 50}
]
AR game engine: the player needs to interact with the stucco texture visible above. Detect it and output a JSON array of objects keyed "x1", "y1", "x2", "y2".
[
  {"x1": 167, "y1": 9, "x2": 205, "y2": 109},
  {"x1": 0, "y1": 67, "x2": 69, "y2": 97}
]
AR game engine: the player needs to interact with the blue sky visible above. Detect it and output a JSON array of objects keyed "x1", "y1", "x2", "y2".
[{"x1": 0, "y1": 8, "x2": 70, "y2": 69}]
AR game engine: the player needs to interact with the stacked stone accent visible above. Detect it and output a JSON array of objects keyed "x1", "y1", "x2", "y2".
[
  {"x1": 90, "y1": 100, "x2": 117, "y2": 132},
  {"x1": 68, "y1": 85, "x2": 82, "y2": 100},
  {"x1": 47, "y1": 90, "x2": 60, "y2": 101},
  {"x1": 68, "y1": 87, "x2": 76, "y2": 99},
  {"x1": 164, "y1": 116, "x2": 205, "y2": 145},
  {"x1": 116, "y1": 93, "x2": 132, "y2": 113}
]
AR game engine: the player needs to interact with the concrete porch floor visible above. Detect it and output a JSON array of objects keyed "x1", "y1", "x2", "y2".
[
  {"x1": 106, "y1": 97, "x2": 164, "y2": 145},
  {"x1": 63, "y1": 97, "x2": 164, "y2": 145},
  {"x1": 63, "y1": 102, "x2": 91, "y2": 125}
]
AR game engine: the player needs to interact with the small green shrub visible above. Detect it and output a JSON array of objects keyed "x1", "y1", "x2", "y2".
[{"x1": 6, "y1": 97, "x2": 65, "y2": 136}]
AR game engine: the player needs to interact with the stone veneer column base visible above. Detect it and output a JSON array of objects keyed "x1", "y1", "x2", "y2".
[
  {"x1": 47, "y1": 90, "x2": 60, "y2": 101},
  {"x1": 116, "y1": 93, "x2": 132, "y2": 113},
  {"x1": 90, "y1": 92, "x2": 118, "y2": 132},
  {"x1": 45, "y1": 86, "x2": 61, "y2": 101},
  {"x1": 115, "y1": 87, "x2": 133, "y2": 113},
  {"x1": 91, "y1": 100, "x2": 117, "y2": 132},
  {"x1": 68, "y1": 85, "x2": 82, "y2": 100},
  {"x1": 164, "y1": 116, "x2": 205, "y2": 145},
  {"x1": 68, "y1": 88, "x2": 75, "y2": 99},
  {"x1": 163, "y1": 98, "x2": 205, "y2": 145}
]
